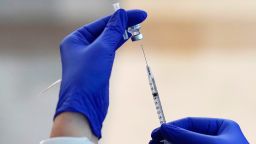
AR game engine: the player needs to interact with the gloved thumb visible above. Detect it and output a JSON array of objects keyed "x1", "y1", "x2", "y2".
[
  {"x1": 95, "y1": 9, "x2": 128, "y2": 51},
  {"x1": 160, "y1": 124, "x2": 216, "y2": 144}
]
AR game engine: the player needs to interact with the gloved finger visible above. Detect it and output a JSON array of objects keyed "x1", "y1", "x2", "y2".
[
  {"x1": 77, "y1": 9, "x2": 147, "y2": 43},
  {"x1": 169, "y1": 117, "x2": 224, "y2": 135},
  {"x1": 148, "y1": 139, "x2": 158, "y2": 144},
  {"x1": 93, "y1": 9, "x2": 128, "y2": 51},
  {"x1": 159, "y1": 123, "x2": 217, "y2": 144},
  {"x1": 150, "y1": 127, "x2": 164, "y2": 142},
  {"x1": 149, "y1": 139, "x2": 171, "y2": 144}
]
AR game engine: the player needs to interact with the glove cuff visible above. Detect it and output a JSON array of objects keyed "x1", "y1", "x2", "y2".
[{"x1": 54, "y1": 87, "x2": 106, "y2": 138}]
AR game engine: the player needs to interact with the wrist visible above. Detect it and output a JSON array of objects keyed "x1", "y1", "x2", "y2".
[
  {"x1": 51, "y1": 112, "x2": 98, "y2": 143},
  {"x1": 56, "y1": 82, "x2": 109, "y2": 138}
]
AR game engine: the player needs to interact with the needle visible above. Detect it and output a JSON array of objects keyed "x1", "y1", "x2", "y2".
[{"x1": 140, "y1": 45, "x2": 149, "y2": 66}]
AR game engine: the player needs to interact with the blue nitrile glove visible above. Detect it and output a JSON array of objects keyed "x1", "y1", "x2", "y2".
[
  {"x1": 150, "y1": 117, "x2": 249, "y2": 144},
  {"x1": 54, "y1": 9, "x2": 147, "y2": 138}
]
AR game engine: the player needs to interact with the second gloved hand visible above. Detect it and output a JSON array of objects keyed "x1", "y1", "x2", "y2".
[
  {"x1": 54, "y1": 9, "x2": 147, "y2": 138},
  {"x1": 150, "y1": 117, "x2": 249, "y2": 144}
]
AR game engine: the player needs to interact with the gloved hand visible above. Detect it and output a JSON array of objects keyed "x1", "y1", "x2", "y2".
[
  {"x1": 150, "y1": 117, "x2": 249, "y2": 144},
  {"x1": 54, "y1": 9, "x2": 147, "y2": 138}
]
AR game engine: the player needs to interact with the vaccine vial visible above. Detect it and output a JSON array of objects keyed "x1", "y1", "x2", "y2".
[
  {"x1": 128, "y1": 24, "x2": 143, "y2": 41},
  {"x1": 113, "y1": 3, "x2": 143, "y2": 42}
]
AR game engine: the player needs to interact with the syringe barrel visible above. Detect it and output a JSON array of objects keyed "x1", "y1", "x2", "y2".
[
  {"x1": 144, "y1": 56, "x2": 171, "y2": 144},
  {"x1": 146, "y1": 65, "x2": 166, "y2": 124},
  {"x1": 146, "y1": 66, "x2": 158, "y2": 94},
  {"x1": 153, "y1": 94, "x2": 167, "y2": 124}
]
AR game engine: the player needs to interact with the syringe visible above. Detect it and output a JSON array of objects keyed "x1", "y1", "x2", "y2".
[{"x1": 141, "y1": 45, "x2": 171, "y2": 144}]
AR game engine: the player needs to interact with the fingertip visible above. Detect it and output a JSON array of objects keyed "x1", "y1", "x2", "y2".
[
  {"x1": 151, "y1": 127, "x2": 160, "y2": 138},
  {"x1": 115, "y1": 8, "x2": 127, "y2": 16},
  {"x1": 132, "y1": 9, "x2": 147, "y2": 20},
  {"x1": 126, "y1": 9, "x2": 148, "y2": 27},
  {"x1": 151, "y1": 127, "x2": 165, "y2": 142},
  {"x1": 149, "y1": 139, "x2": 156, "y2": 144}
]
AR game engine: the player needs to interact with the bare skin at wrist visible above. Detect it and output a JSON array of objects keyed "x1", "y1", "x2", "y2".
[{"x1": 50, "y1": 112, "x2": 98, "y2": 143}]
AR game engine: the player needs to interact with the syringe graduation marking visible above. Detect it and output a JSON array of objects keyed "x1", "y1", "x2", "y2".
[{"x1": 140, "y1": 45, "x2": 167, "y2": 124}]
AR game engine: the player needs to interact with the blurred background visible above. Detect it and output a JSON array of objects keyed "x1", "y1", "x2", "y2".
[{"x1": 0, "y1": 0, "x2": 256, "y2": 143}]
